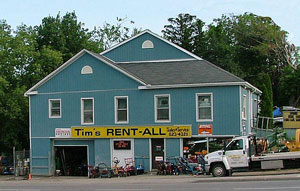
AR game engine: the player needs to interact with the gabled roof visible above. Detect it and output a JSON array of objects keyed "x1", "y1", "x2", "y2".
[
  {"x1": 117, "y1": 60, "x2": 245, "y2": 85},
  {"x1": 24, "y1": 49, "x2": 148, "y2": 96},
  {"x1": 25, "y1": 30, "x2": 262, "y2": 96},
  {"x1": 101, "y1": 29, "x2": 203, "y2": 61}
]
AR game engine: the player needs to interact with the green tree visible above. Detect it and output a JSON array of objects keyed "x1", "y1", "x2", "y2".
[
  {"x1": 278, "y1": 66, "x2": 300, "y2": 107},
  {"x1": 162, "y1": 13, "x2": 206, "y2": 58},
  {"x1": 91, "y1": 17, "x2": 142, "y2": 50},
  {"x1": 35, "y1": 12, "x2": 100, "y2": 62}
]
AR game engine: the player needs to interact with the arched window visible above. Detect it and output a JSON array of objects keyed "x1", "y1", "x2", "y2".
[
  {"x1": 81, "y1": 65, "x2": 93, "y2": 74},
  {"x1": 142, "y1": 40, "x2": 154, "y2": 49}
]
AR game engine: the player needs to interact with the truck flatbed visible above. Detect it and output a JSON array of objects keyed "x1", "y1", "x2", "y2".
[{"x1": 251, "y1": 151, "x2": 300, "y2": 161}]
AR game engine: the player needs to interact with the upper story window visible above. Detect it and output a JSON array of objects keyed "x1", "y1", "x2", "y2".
[
  {"x1": 155, "y1": 94, "x2": 170, "y2": 122},
  {"x1": 142, "y1": 40, "x2": 154, "y2": 49},
  {"x1": 81, "y1": 65, "x2": 93, "y2": 74},
  {"x1": 81, "y1": 98, "x2": 94, "y2": 125},
  {"x1": 242, "y1": 95, "x2": 247, "y2": 119},
  {"x1": 49, "y1": 99, "x2": 61, "y2": 118},
  {"x1": 115, "y1": 96, "x2": 129, "y2": 124},
  {"x1": 196, "y1": 93, "x2": 213, "y2": 121}
]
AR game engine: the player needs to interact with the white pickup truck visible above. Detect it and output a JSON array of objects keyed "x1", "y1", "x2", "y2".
[{"x1": 204, "y1": 134, "x2": 300, "y2": 177}]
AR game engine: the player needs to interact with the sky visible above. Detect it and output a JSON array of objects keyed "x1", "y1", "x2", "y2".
[{"x1": 0, "y1": 0, "x2": 299, "y2": 46}]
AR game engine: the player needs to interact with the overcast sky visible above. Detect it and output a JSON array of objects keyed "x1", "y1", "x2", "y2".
[{"x1": 1, "y1": 0, "x2": 299, "y2": 45}]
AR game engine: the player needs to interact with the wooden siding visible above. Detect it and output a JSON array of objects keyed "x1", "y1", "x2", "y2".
[
  {"x1": 31, "y1": 86, "x2": 241, "y2": 138},
  {"x1": 103, "y1": 33, "x2": 194, "y2": 62},
  {"x1": 37, "y1": 53, "x2": 141, "y2": 94}
]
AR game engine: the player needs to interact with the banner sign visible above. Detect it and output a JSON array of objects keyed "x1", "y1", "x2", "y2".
[
  {"x1": 283, "y1": 111, "x2": 300, "y2": 129},
  {"x1": 71, "y1": 125, "x2": 191, "y2": 138},
  {"x1": 198, "y1": 124, "x2": 213, "y2": 135},
  {"x1": 55, "y1": 128, "x2": 71, "y2": 138}
]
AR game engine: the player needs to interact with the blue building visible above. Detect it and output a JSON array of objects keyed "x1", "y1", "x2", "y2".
[{"x1": 25, "y1": 30, "x2": 261, "y2": 176}]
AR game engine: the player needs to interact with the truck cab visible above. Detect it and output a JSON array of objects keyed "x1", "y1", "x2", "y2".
[{"x1": 205, "y1": 136, "x2": 251, "y2": 177}]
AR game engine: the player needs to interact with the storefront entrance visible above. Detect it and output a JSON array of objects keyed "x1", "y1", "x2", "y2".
[
  {"x1": 111, "y1": 139, "x2": 134, "y2": 167},
  {"x1": 54, "y1": 146, "x2": 88, "y2": 176},
  {"x1": 151, "y1": 138, "x2": 164, "y2": 169}
]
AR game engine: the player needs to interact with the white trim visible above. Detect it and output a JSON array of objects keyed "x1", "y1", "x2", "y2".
[
  {"x1": 24, "y1": 49, "x2": 147, "y2": 96},
  {"x1": 249, "y1": 91, "x2": 252, "y2": 132},
  {"x1": 81, "y1": 97, "x2": 94, "y2": 125},
  {"x1": 154, "y1": 94, "x2": 171, "y2": 123},
  {"x1": 29, "y1": 96, "x2": 32, "y2": 173},
  {"x1": 116, "y1": 58, "x2": 196, "y2": 64},
  {"x1": 139, "y1": 82, "x2": 245, "y2": 90},
  {"x1": 100, "y1": 29, "x2": 203, "y2": 61},
  {"x1": 164, "y1": 138, "x2": 166, "y2": 161},
  {"x1": 239, "y1": 86, "x2": 242, "y2": 135},
  {"x1": 180, "y1": 138, "x2": 183, "y2": 157},
  {"x1": 149, "y1": 139, "x2": 152, "y2": 170},
  {"x1": 196, "y1": 93, "x2": 213, "y2": 122},
  {"x1": 48, "y1": 99, "x2": 62, "y2": 118},
  {"x1": 245, "y1": 82, "x2": 262, "y2": 94},
  {"x1": 139, "y1": 82, "x2": 262, "y2": 94},
  {"x1": 242, "y1": 94, "x2": 247, "y2": 120},
  {"x1": 114, "y1": 96, "x2": 129, "y2": 124},
  {"x1": 37, "y1": 88, "x2": 138, "y2": 96}
]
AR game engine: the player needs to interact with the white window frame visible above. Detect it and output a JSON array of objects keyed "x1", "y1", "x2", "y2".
[
  {"x1": 196, "y1": 93, "x2": 213, "y2": 122},
  {"x1": 154, "y1": 94, "x2": 171, "y2": 123},
  {"x1": 49, "y1": 99, "x2": 61, "y2": 118},
  {"x1": 114, "y1": 96, "x2": 129, "y2": 124},
  {"x1": 242, "y1": 94, "x2": 247, "y2": 120},
  {"x1": 81, "y1": 97, "x2": 94, "y2": 125}
]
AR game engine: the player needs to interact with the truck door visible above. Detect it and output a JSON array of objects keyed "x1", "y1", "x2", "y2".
[{"x1": 225, "y1": 138, "x2": 248, "y2": 168}]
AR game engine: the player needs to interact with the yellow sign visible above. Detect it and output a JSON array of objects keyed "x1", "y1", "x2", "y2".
[
  {"x1": 283, "y1": 111, "x2": 300, "y2": 129},
  {"x1": 71, "y1": 125, "x2": 191, "y2": 138}
]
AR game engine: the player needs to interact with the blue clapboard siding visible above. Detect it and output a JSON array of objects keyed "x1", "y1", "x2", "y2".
[
  {"x1": 94, "y1": 139, "x2": 111, "y2": 166},
  {"x1": 134, "y1": 139, "x2": 150, "y2": 172},
  {"x1": 31, "y1": 138, "x2": 50, "y2": 175},
  {"x1": 103, "y1": 33, "x2": 194, "y2": 62},
  {"x1": 31, "y1": 85, "x2": 241, "y2": 137},
  {"x1": 166, "y1": 139, "x2": 180, "y2": 158},
  {"x1": 37, "y1": 53, "x2": 141, "y2": 94}
]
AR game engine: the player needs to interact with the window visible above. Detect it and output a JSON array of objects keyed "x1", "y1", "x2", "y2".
[
  {"x1": 81, "y1": 98, "x2": 94, "y2": 124},
  {"x1": 115, "y1": 96, "x2": 128, "y2": 124},
  {"x1": 242, "y1": 95, "x2": 247, "y2": 119},
  {"x1": 196, "y1": 93, "x2": 213, "y2": 121},
  {"x1": 81, "y1": 65, "x2": 93, "y2": 74},
  {"x1": 226, "y1": 139, "x2": 244, "y2": 151},
  {"x1": 49, "y1": 99, "x2": 61, "y2": 118},
  {"x1": 155, "y1": 95, "x2": 170, "y2": 122},
  {"x1": 142, "y1": 40, "x2": 154, "y2": 49}
]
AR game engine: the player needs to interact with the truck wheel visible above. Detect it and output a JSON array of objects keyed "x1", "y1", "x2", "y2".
[{"x1": 211, "y1": 164, "x2": 226, "y2": 177}]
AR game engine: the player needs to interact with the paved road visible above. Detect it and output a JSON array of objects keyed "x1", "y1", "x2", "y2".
[{"x1": 0, "y1": 176, "x2": 300, "y2": 191}]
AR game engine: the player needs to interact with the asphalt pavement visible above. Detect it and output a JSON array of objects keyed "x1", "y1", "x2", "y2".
[{"x1": 0, "y1": 168, "x2": 300, "y2": 183}]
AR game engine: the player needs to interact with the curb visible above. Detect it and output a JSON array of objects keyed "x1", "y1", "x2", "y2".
[{"x1": 193, "y1": 174, "x2": 300, "y2": 183}]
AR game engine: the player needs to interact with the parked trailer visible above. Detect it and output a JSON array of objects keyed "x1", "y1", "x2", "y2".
[{"x1": 204, "y1": 134, "x2": 300, "y2": 177}]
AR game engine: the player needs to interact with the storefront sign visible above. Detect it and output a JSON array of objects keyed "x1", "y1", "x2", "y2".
[
  {"x1": 71, "y1": 125, "x2": 191, "y2": 138},
  {"x1": 198, "y1": 124, "x2": 213, "y2": 135},
  {"x1": 113, "y1": 140, "x2": 131, "y2": 150},
  {"x1": 283, "y1": 111, "x2": 300, "y2": 128},
  {"x1": 55, "y1": 128, "x2": 71, "y2": 138},
  {"x1": 155, "y1": 156, "x2": 164, "y2": 161}
]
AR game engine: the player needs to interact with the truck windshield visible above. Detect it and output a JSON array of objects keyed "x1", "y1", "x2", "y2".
[{"x1": 226, "y1": 139, "x2": 243, "y2": 151}]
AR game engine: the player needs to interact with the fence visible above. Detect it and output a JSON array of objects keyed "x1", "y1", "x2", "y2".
[{"x1": 13, "y1": 147, "x2": 30, "y2": 176}]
